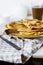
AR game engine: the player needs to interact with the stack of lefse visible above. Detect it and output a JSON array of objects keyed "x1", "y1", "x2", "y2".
[{"x1": 4, "y1": 18, "x2": 43, "y2": 36}]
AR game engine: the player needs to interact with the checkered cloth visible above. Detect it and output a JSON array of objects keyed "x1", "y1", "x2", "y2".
[{"x1": 0, "y1": 35, "x2": 43, "y2": 63}]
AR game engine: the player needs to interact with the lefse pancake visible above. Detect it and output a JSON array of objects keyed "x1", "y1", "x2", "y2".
[{"x1": 4, "y1": 18, "x2": 43, "y2": 36}]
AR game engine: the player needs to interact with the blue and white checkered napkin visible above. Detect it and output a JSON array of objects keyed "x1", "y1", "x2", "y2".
[{"x1": 0, "y1": 35, "x2": 43, "y2": 63}]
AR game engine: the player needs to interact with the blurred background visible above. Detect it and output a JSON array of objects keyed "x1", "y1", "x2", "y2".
[{"x1": 0, "y1": 0, "x2": 43, "y2": 19}]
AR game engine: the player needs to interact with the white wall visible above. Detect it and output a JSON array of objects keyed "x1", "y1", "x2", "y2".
[{"x1": 0, "y1": 0, "x2": 43, "y2": 17}]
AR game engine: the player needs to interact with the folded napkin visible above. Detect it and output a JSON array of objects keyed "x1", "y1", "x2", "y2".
[{"x1": 0, "y1": 35, "x2": 43, "y2": 64}]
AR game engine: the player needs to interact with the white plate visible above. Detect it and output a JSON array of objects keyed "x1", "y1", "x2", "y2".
[{"x1": 12, "y1": 35, "x2": 43, "y2": 39}]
